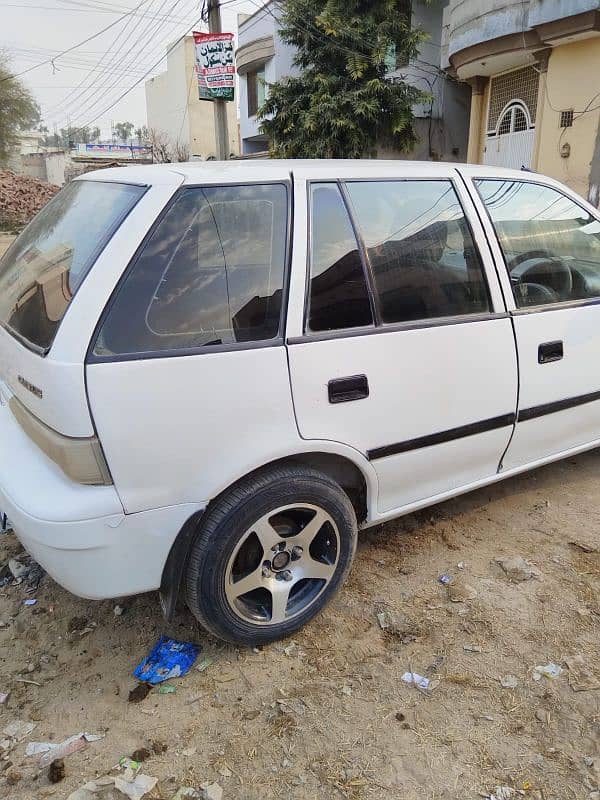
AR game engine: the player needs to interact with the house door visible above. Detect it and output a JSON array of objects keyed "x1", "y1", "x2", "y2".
[{"x1": 484, "y1": 102, "x2": 535, "y2": 170}]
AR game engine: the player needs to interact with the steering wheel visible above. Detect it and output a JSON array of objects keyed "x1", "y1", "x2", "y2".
[
  {"x1": 513, "y1": 282, "x2": 559, "y2": 306},
  {"x1": 508, "y1": 249, "x2": 553, "y2": 269},
  {"x1": 509, "y1": 254, "x2": 573, "y2": 301}
]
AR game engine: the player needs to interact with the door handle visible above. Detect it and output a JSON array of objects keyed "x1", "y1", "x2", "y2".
[
  {"x1": 328, "y1": 374, "x2": 369, "y2": 404},
  {"x1": 538, "y1": 340, "x2": 563, "y2": 364}
]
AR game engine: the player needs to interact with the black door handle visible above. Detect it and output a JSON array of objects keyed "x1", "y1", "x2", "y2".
[
  {"x1": 538, "y1": 340, "x2": 563, "y2": 364},
  {"x1": 328, "y1": 374, "x2": 369, "y2": 404}
]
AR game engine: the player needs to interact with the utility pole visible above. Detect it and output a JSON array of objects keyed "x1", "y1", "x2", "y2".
[{"x1": 207, "y1": 0, "x2": 229, "y2": 160}]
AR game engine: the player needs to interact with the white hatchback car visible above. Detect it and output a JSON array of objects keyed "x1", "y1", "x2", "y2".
[{"x1": 1, "y1": 160, "x2": 600, "y2": 644}]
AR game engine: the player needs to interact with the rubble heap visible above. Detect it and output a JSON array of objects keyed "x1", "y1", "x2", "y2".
[{"x1": 0, "y1": 171, "x2": 59, "y2": 227}]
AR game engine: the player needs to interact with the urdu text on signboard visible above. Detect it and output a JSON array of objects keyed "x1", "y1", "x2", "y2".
[{"x1": 193, "y1": 32, "x2": 235, "y2": 102}]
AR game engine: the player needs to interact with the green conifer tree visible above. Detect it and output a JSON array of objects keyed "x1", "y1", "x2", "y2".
[{"x1": 259, "y1": 0, "x2": 427, "y2": 157}]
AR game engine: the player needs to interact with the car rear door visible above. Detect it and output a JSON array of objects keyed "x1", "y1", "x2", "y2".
[
  {"x1": 468, "y1": 173, "x2": 600, "y2": 469},
  {"x1": 86, "y1": 181, "x2": 300, "y2": 514},
  {"x1": 286, "y1": 166, "x2": 518, "y2": 515}
]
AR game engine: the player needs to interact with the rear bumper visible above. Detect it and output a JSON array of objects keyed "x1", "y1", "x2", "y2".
[
  {"x1": 4, "y1": 497, "x2": 198, "y2": 599},
  {"x1": 0, "y1": 388, "x2": 199, "y2": 599}
]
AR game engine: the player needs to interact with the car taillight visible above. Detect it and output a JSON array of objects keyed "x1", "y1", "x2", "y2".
[{"x1": 9, "y1": 396, "x2": 112, "y2": 486}]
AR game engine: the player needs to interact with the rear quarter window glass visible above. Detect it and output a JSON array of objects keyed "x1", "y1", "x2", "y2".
[
  {"x1": 0, "y1": 180, "x2": 145, "y2": 352},
  {"x1": 94, "y1": 184, "x2": 288, "y2": 357}
]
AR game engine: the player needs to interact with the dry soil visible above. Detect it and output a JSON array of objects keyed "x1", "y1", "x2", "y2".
[{"x1": 0, "y1": 450, "x2": 598, "y2": 800}]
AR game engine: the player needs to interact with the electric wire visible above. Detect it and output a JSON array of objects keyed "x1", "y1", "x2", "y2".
[
  {"x1": 48, "y1": 0, "x2": 195, "y2": 126},
  {"x1": 1, "y1": 0, "x2": 153, "y2": 82},
  {"x1": 73, "y1": 10, "x2": 205, "y2": 129},
  {"x1": 50, "y1": 0, "x2": 245, "y2": 128},
  {"x1": 44, "y1": 0, "x2": 175, "y2": 122}
]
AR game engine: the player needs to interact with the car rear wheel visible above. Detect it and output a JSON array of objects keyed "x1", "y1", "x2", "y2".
[{"x1": 185, "y1": 464, "x2": 357, "y2": 645}]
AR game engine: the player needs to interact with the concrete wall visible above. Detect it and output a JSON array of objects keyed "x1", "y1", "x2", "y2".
[
  {"x1": 528, "y1": 0, "x2": 598, "y2": 28},
  {"x1": 448, "y1": 0, "x2": 600, "y2": 202},
  {"x1": 378, "y1": 79, "x2": 471, "y2": 162},
  {"x1": 386, "y1": 1, "x2": 471, "y2": 159},
  {"x1": 447, "y1": 0, "x2": 527, "y2": 60},
  {"x1": 20, "y1": 153, "x2": 46, "y2": 182},
  {"x1": 536, "y1": 39, "x2": 600, "y2": 201},
  {"x1": 388, "y1": 0, "x2": 445, "y2": 118},
  {"x1": 3, "y1": 133, "x2": 46, "y2": 173},
  {"x1": 238, "y1": 3, "x2": 299, "y2": 150},
  {"x1": 146, "y1": 37, "x2": 239, "y2": 159},
  {"x1": 45, "y1": 152, "x2": 68, "y2": 187},
  {"x1": 446, "y1": 0, "x2": 598, "y2": 61}
]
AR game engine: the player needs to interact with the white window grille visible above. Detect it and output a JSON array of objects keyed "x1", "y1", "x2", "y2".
[{"x1": 487, "y1": 66, "x2": 539, "y2": 134}]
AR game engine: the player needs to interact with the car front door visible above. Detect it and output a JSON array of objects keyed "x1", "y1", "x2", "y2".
[
  {"x1": 471, "y1": 176, "x2": 600, "y2": 470},
  {"x1": 286, "y1": 169, "x2": 518, "y2": 516}
]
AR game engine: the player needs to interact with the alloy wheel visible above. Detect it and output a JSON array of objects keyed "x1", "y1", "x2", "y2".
[{"x1": 224, "y1": 503, "x2": 340, "y2": 626}]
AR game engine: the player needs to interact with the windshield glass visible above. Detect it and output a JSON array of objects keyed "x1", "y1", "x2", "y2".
[{"x1": 0, "y1": 180, "x2": 145, "y2": 352}]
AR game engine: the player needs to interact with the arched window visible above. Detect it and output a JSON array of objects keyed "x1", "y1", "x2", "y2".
[{"x1": 492, "y1": 101, "x2": 532, "y2": 137}]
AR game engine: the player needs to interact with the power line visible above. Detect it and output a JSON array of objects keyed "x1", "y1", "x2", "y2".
[
  {"x1": 46, "y1": 0, "x2": 247, "y2": 128},
  {"x1": 7, "y1": 45, "x2": 109, "y2": 55},
  {"x1": 44, "y1": 0, "x2": 160, "y2": 122},
  {"x1": 2, "y1": 1, "x2": 191, "y2": 21},
  {"x1": 46, "y1": 0, "x2": 197, "y2": 125},
  {"x1": 13, "y1": 53, "x2": 150, "y2": 75},
  {"x1": 0, "y1": 0, "x2": 152, "y2": 82},
  {"x1": 55, "y1": 0, "x2": 195, "y2": 126},
  {"x1": 26, "y1": 83, "x2": 137, "y2": 88},
  {"x1": 74, "y1": 11, "x2": 205, "y2": 129}
]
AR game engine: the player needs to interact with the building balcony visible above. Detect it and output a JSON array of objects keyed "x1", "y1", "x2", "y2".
[{"x1": 443, "y1": 0, "x2": 600, "y2": 79}]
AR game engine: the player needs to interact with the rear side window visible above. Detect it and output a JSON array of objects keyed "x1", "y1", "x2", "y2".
[
  {"x1": 94, "y1": 184, "x2": 288, "y2": 357},
  {"x1": 308, "y1": 183, "x2": 373, "y2": 332},
  {"x1": 476, "y1": 179, "x2": 600, "y2": 307},
  {"x1": 0, "y1": 180, "x2": 145, "y2": 352},
  {"x1": 345, "y1": 180, "x2": 490, "y2": 323}
]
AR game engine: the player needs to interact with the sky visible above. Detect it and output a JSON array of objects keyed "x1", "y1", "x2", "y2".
[{"x1": 1, "y1": 0, "x2": 259, "y2": 140}]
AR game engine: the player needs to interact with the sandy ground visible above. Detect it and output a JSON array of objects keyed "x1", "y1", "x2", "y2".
[{"x1": 0, "y1": 449, "x2": 598, "y2": 800}]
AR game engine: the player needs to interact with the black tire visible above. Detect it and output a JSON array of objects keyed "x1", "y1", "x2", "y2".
[{"x1": 185, "y1": 464, "x2": 357, "y2": 645}]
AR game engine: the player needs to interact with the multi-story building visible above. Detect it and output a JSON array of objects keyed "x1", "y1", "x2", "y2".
[
  {"x1": 236, "y1": 4, "x2": 298, "y2": 155},
  {"x1": 145, "y1": 36, "x2": 239, "y2": 160},
  {"x1": 443, "y1": 0, "x2": 600, "y2": 203},
  {"x1": 236, "y1": 0, "x2": 471, "y2": 161}
]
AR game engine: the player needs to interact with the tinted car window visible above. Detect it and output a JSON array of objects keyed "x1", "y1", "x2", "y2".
[
  {"x1": 345, "y1": 180, "x2": 490, "y2": 324},
  {"x1": 477, "y1": 179, "x2": 600, "y2": 307},
  {"x1": 308, "y1": 183, "x2": 373, "y2": 332},
  {"x1": 0, "y1": 181, "x2": 144, "y2": 352},
  {"x1": 94, "y1": 184, "x2": 288, "y2": 356}
]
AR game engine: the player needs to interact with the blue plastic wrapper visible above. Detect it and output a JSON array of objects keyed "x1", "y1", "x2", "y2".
[{"x1": 133, "y1": 636, "x2": 200, "y2": 685}]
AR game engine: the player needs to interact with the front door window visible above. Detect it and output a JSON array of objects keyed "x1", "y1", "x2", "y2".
[{"x1": 477, "y1": 179, "x2": 600, "y2": 307}]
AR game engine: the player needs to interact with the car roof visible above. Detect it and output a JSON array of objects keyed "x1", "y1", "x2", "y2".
[{"x1": 77, "y1": 159, "x2": 536, "y2": 187}]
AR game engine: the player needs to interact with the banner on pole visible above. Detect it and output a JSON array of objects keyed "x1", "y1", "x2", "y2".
[{"x1": 193, "y1": 31, "x2": 235, "y2": 102}]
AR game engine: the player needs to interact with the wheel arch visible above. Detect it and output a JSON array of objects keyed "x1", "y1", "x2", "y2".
[
  {"x1": 159, "y1": 446, "x2": 377, "y2": 620},
  {"x1": 207, "y1": 442, "x2": 378, "y2": 523}
]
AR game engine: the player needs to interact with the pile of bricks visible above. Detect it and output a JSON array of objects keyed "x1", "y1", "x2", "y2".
[{"x1": 0, "y1": 171, "x2": 59, "y2": 228}]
